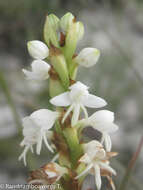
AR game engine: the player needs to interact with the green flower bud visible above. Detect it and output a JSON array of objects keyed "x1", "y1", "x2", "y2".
[
  {"x1": 60, "y1": 12, "x2": 74, "y2": 33},
  {"x1": 63, "y1": 19, "x2": 84, "y2": 65},
  {"x1": 50, "y1": 45, "x2": 69, "y2": 89},
  {"x1": 44, "y1": 14, "x2": 60, "y2": 47}
]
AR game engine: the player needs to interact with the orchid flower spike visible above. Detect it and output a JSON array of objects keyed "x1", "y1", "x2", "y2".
[
  {"x1": 50, "y1": 81, "x2": 107, "y2": 126},
  {"x1": 74, "y1": 48, "x2": 100, "y2": 68},
  {"x1": 80, "y1": 110, "x2": 119, "y2": 151},
  {"x1": 22, "y1": 60, "x2": 51, "y2": 81},
  {"x1": 75, "y1": 140, "x2": 116, "y2": 190},
  {"x1": 19, "y1": 109, "x2": 59, "y2": 166},
  {"x1": 27, "y1": 40, "x2": 49, "y2": 60}
]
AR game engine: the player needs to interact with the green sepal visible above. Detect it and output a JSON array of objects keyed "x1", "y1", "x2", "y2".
[{"x1": 44, "y1": 14, "x2": 60, "y2": 47}]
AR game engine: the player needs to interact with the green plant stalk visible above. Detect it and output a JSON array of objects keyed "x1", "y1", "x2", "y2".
[
  {"x1": 63, "y1": 127, "x2": 83, "y2": 168},
  {"x1": 0, "y1": 71, "x2": 22, "y2": 134}
]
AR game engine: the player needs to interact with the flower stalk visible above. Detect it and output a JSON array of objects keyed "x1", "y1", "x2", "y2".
[{"x1": 19, "y1": 12, "x2": 119, "y2": 190}]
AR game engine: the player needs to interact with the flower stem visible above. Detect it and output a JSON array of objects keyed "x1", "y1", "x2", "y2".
[
  {"x1": 63, "y1": 127, "x2": 83, "y2": 168},
  {"x1": 119, "y1": 136, "x2": 143, "y2": 190}
]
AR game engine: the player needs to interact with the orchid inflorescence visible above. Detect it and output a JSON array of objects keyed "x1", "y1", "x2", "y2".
[{"x1": 19, "y1": 12, "x2": 118, "y2": 190}]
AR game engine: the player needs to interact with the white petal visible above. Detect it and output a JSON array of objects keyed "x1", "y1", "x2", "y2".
[
  {"x1": 31, "y1": 109, "x2": 59, "y2": 130},
  {"x1": 96, "y1": 123, "x2": 119, "y2": 134},
  {"x1": 62, "y1": 104, "x2": 74, "y2": 124},
  {"x1": 104, "y1": 133, "x2": 112, "y2": 152},
  {"x1": 27, "y1": 40, "x2": 49, "y2": 59},
  {"x1": 43, "y1": 132, "x2": 54, "y2": 153},
  {"x1": 75, "y1": 163, "x2": 93, "y2": 179},
  {"x1": 22, "y1": 117, "x2": 37, "y2": 138},
  {"x1": 18, "y1": 146, "x2": 30, "y2": 166},
  {"x1": 94, "y1": 164, "x2": 102, "y2": 190},
  {"x1": 89, "y1": 110, "x2": 114, "y2": 123},
  {"x1": 69, "y1": 81, "x2": 89, "y2": 91},
  {"x1": 99, "y1": 162, "x2": 116, "y2": 176},
  {"x1": 83, "y1": 94, "x2": 107, "y2": 108},
  {"x1": 71, "y1": 104, "x2": 80, "y2": 126},
  {"x1": 80, "y1": 104, "x2": 88, "y2": 119},
  {"x1": 50, "y1": 92, "x2": 71, "y2": 106}
]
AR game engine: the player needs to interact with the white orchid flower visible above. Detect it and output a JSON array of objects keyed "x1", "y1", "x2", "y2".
[
  {"x1": 74, "y1": 48, "x2": 100, "y2": 67},
  {"x1": 50, "y1": 81, "x2": 107, "y2": 126},
  {"x1": 80, "y1": 110, "x2": 119, "y2": 151},
  {"x1": 27, "y1": 40, "x2": 49, "y2": 60},
  {"x1": 22, "y1": 60, "x2": 51, "y2": 81},
  {"x1": 19, "y1": 109, "x2": 59, "y2": 166},
  {"x1": 75, "y1": 140, "x2": 116, "y2": 190}
]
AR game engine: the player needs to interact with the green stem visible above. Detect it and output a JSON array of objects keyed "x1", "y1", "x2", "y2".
[
  {"x1": 63, "y1": 127, "x2": 83, "y2": 168},
  {"x1": 119, "y1": 136, "x2": 143, "y2": 190},
  {"x1": 0, "y1": 71, "x2": 22, "y2": 134}
]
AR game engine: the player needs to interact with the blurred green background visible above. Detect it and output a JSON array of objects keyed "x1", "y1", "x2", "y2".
[{"x1": 0, "y1": 0, "x2": 143, "y2": 189}]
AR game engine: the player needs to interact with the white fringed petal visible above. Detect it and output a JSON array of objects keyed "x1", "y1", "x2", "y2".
[
  {"x1": 94, "y1": 164, "x2": 101, "y2": 190},
  {"x1": 99, "y1": 162, "x2": 116, "y2": 176},
  {"x1": 104, "y1": 133, "x2": 112, "y2": 152},
  {"x1": 19, "y1": 109, "x2": 58, "y2": 165}
]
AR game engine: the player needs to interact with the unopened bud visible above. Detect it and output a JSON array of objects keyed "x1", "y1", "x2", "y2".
[
  {"x1": 74, "y1": 48, "x2": 100, "y2": 67},
  {"x1": 27, "y1": 40, "x2": 49, "y2": 60},
  {"x1": 60, "y1": 12, "x2": 74, "y2": 33}
]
